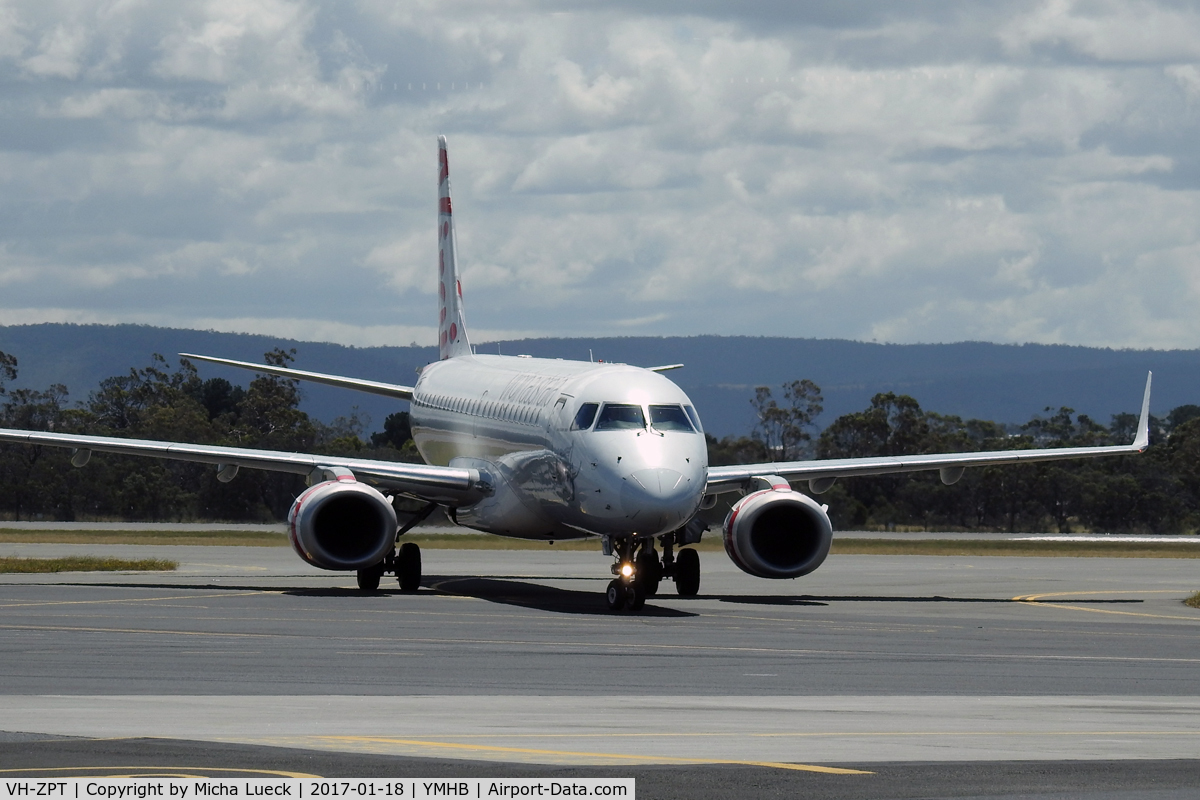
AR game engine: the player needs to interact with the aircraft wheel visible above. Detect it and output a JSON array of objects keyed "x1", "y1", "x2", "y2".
[
  {"x1": 606, "y1": 579, "x2": 626, "y2": 611},
  {"x1": 627, "y1": 582, "x2": 646, "y2": 611},
  {"x1": 675, "y1": 548, "x2": 700, "y2": 597},
  {"x1": 397, "y1": 542, "x2": 422, "y2": 593},
  {"x1": 636, "y1": 550, "x2": 661, "y2": 597},
  {"x1": 356, "y1": 563, "x2": 383, "y2": 592}
]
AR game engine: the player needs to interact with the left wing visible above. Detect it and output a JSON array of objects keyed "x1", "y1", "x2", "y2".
[
  {"x1": 180, "y1": 353, "x2": 414, "y2": 400},
  {"x1": 707, "y1": 372, "x2": 1152, "y2": 495},
  {"x1": 0, "y1": 428, "x2": 489, "y2": 505}
]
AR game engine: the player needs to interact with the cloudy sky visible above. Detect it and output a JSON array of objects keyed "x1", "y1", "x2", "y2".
[{"x1": 1, "y1": 0, "x2": 1199, "y2": 349}]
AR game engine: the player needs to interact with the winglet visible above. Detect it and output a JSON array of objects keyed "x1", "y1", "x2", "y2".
[{"x1": 1133, "y1": 371, "x2": 1152, "y2": 451}]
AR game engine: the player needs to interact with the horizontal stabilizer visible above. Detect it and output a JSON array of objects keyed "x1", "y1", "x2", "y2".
[
  {"x1": 647, "y1": 363, "x2": 684, "y2": 373},
  {"x1": 180, "y1": 353, "x2": 414, "y2": 401}
]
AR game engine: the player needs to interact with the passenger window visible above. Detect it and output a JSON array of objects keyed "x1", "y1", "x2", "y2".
[
  {"x1": 649, "y1": 404, "x2": 695, "y2": 432},
  {"x1": 571, "y1": 403, "x2": 599, "y2": 430},
  {"x1": 595, "y1": 403, "x2": 645, "y2": 431}
]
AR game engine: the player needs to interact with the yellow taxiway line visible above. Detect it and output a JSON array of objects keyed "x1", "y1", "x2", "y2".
[
  {"x1": 1014, "y1": 589, "x2": 1200, "y2": 622},
  {"x1": 294, "y1": 736, "x2": 872, "y2": 775}
]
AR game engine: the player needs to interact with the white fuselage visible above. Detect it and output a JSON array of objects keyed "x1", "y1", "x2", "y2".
[{"x1": 410, "y1": 354, "x2": 708, "y2": 541}]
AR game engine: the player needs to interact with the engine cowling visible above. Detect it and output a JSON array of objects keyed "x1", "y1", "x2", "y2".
[
  {"x1": 287, "y1": 479, "x2": 398, "y2": 570},
  {"x1": 723, "y1": 488, "x2": 833, "y2": 579}
]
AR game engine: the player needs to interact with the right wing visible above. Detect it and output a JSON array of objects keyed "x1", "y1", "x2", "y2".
[
  {"x1": 180, "y1": 353, "x2": 414, "y2": 400},
  {"x1": 707, "y1": 372, "x2": 1152, "y2": 495},
  {"x1": 0, "y1": 427, "x2": 488, "y2": 505}
]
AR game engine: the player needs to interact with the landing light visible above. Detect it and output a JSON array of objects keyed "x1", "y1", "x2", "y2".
[{"x1": 620, "y1": 563, "x2": 633, "y2": 578}]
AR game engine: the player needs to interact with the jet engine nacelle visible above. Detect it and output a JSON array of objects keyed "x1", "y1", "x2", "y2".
[
  {"x1": 287, "y1": 479, "x2": 398, "y2": 570},
  {"x1": 722, "y1": 488, "x2": 833, "y2": 579}
]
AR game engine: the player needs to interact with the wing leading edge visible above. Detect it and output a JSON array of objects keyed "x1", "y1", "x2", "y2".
[
  {"x1": 179, "y1": 353, "x2": 414, "y2": 400},
  {"x1": 0, "y1": 427, "x2": 488, "y2": 505},
  {"x1": 706, "y1": 372, "x2": 1152, "y2": 495}
]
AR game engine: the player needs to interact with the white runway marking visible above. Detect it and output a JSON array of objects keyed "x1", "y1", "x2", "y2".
[{"x1": 1016, "y1": 536, "x2": 1200, "y2": 543}]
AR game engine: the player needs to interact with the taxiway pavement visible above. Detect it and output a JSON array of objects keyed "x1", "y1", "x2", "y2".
[{"x1": 1, "y1": 544, "x2": 1198, "y2": 796}]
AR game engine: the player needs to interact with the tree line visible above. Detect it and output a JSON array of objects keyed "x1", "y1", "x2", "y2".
[
  {"x1": 1, "y1": 348, "x2": 1197, "y2": 532},
  {"x1": 710, "y1": 380, "x2": 1200, "y2": 533},
  {"x1": 0, "y1": 350, "x2": 417, "y2": 523}
]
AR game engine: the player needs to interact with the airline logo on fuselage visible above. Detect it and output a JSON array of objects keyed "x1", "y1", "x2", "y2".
[{"x1": 498, "y1": 372, "x2": 571, "y2": 407}]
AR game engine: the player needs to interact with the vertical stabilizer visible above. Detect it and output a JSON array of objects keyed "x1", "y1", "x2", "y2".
[{"x1": 437, "y1": 135, "x2": 471, "y2": 360}]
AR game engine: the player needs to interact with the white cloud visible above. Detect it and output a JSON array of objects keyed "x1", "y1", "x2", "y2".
[
  {"x1": 23, "y1": 24, "x2": 89, "y2": 78},
  {"x1": 0, "y1": 0, "x2": 1198, "y2": 350},
  {"x1": 1001, "y1": 0, "x2": 1200, "y2": 62}
]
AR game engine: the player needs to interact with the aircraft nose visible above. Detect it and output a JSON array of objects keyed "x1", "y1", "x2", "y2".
[
  {"x1": 621, "y1": 468, "x2": 699, "y2": 532},
  {"x1": 626, "y1": 467, "x2": 690, "y2": 502}
]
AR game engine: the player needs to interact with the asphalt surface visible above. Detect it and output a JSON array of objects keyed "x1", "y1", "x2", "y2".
[
  {"x1": 1, "y1": 544, "x2": 1199, "y2": 799},
  {"x1": 2, "y1": 736, "x2": 1199, "y2": 800}
]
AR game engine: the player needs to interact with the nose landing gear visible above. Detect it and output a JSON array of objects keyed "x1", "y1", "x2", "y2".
[
  {"x1": 604, "y1": 535, "x2": 696, "y2": 611},
  {"x1": 605, "y1": 537, "x2": 651, "y2": 611},
  {"x1": 606, "y1": 577, "x2": 643, "y2": 611}
]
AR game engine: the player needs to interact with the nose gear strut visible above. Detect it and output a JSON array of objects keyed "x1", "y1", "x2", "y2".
[{"x1": 604, "y1": 537, "x2": 672, "y2": 611}]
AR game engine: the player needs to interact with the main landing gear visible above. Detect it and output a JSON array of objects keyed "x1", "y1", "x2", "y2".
[
  {"x1": 356, "y1": 541, "x2": 422, "y2": 593},
  {"x1": 604, "y1": 533, "x2": 700, "y2": 612},
  {"x1": 356, "y1": 501, "x2": 437, "y2": 593}
]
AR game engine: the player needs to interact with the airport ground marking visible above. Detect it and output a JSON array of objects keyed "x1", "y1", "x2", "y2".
[
  {"x1": 1014, "y1": 590, "x2": 1192, "y2": 601},
  {"x1": 0, "y1": 622, "x2": 275, "y2": 638},
  {"x1": 7, "y1": 621, "x2": 1200, "y2": 664},
  {"x1": 1022, "y1": 603, "x2": 1200, "y2": 622},
  {"x1": 333, "y1": 635, "x2": 1200, "y2": 664},
  {"x1": 0, "y1": 591, "x2": 268, "y2": 609},
  {"x1": 1014, "y1": 590, "x2": 1200, "y2": 622},
  {"x1": 299, "y1": 729, "x2": 1200, "y2": 740},
  {"x1": 308, "y1": 735, "x2": 872, "y2": 774},
  {"x1": 185, "y1": 563, "x2": 271, "y2": 572}
]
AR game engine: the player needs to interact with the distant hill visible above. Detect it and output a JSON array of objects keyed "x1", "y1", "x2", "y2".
[{"x1": 0, "y1": 324, "x2": 1196, "y2": 437}]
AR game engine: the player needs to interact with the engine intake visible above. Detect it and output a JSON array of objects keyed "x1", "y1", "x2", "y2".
[
  {"x1": 288, "y1": 479, "x2": 398, "y2": 570},
  {"x1": 723, "y1": 489, "x2": 833, "y2": 579}
]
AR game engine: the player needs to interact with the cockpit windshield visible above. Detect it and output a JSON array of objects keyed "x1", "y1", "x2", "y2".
[
  {"x1": 594, "y1": 403, "x2": 646, "y2": 431},
  {"x1": 649, "y1": 404, "x2": 695, "y2": 432},
  {"x1": 571, "y1": 402, "x2": 599, "y2": 430}
]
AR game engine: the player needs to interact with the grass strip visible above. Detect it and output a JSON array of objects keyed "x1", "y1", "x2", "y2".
[
  {"x1": 0, "y1": 529, "x2": 288, "y2": 547},
  {"x1": 0, "y1": 556, "x2": 177, "y2": 573},
  {"x1": 1186, "y1": 592, "x2": 1200, "y2": 609},
  {"x1": 829, "y1": 538, "x2": 1200, "y2": 558}
]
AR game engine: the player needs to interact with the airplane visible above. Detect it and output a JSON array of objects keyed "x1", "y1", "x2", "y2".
[{"x1": 0, "y1": 137, "x2": 1154, "y2": 612}]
